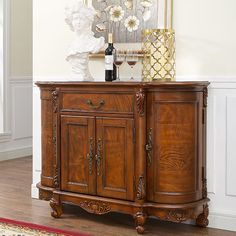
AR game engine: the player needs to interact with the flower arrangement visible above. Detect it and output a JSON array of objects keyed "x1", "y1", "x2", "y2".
[{"x1": 93, "y1": 0, "x2": 155, "y2": 42}]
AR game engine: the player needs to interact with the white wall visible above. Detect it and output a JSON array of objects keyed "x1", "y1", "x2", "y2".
[
  {"x1": 0, "y1": 0, "x2": 32, "y2": 161},
  {"x1": 174, "y1": 0, "x2": 236, "y2": 76},
  {"x1": 0, "y1": 0, "x2": 4, "y2": 133},
  {"x1": 33, "y1": 0, "x2": 236, "y2": 232},
  {"x1": 10, "y1": 0, "x2": 32, "y2": 77}
]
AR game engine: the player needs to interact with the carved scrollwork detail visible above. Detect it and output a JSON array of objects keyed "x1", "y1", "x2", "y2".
[
  {"x1": 203, "y1": 87, "x2": 208, "y2": 107},
  {"x1": 165, "y1": 209, "x2": 189, "y2": 222},
  {"x1": 79, "y1": 201, "x2": 111, "y2": 215},
  {"x1": 52, "y1": 123, "x2": 57, "y2": 144},
  {"x1": 52, "y1": 89, "x2": 59, "y2": 113},
  {"x1": 137, "y1": 176, "x2": 145, "y2": 200},
  {"x1": 154, "y1": 209, "x2": 194, "y2": 223},
  {"x1": 52, "y1": 89, "x2": 59, "y2": 188},
  {"x1": 146, "y1": 128, "x2": 153, "y2": 167},
  {"x1": 53, "y1": 166, "x2": 59, "y2": 188},
  {"x1": 52, "y1": 121, "x2": 59, "y2": 188},
  {"x1": 136, "y1": 89, "x2": 145, "y2": 116}
]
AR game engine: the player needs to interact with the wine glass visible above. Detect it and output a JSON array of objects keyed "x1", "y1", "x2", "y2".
[
  {"x1": 113, "y1": 50, "x2": 125, "y2": 81},
  {"x1": 126, "y1": 50, "x2": 139, "y2": 80}
]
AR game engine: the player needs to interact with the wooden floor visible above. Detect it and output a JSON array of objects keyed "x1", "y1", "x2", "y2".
[{"x1": 0, "y1": 157, "x2": 235, "y2": 236}]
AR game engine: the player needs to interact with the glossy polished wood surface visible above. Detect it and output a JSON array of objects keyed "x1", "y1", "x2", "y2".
[
  {"x1": 37, "y1": 81, "x2": 210, "y2": 234},
  {"x1": 147, "y1": 91, "x2": 203, "y2": 204}
]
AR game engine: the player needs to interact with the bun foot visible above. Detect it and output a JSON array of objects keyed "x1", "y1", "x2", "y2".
[
  {"x1": 196, "y1": 204, "x2": 209, "y2": 227},
  {"x1": 134, "y1": 212, "x2": 147, "y2": 234},
  {"x1": 136, "y1": 226, "x2": 145, "y2": 234},
  {"x1": 50, "y1": 197, "x2": 62, "y2": 218}
]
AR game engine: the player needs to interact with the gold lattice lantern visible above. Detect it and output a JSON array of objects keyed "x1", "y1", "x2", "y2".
[{"x1": 142, "y1": 29, "x2": 176, "y2": 81}]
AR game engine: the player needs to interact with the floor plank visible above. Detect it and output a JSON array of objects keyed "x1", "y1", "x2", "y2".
[{"x1": 0, "y1": 157, "x2": 235, "y2": 236}]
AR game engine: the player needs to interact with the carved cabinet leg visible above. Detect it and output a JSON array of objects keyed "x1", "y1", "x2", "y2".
[
  {"x1": 196, "y1": 204, "x2": 209, "y2": 227},
  {"x1": 134, "y1": 212, "x2": 147, "y2": 234},
  {"x1": 49, "y1": 197, "x2": 63, "y2": 218}
]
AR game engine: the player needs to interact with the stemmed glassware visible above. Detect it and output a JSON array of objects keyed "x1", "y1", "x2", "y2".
[
  {"x1": 113, "y1": 50, "x2": 125, "y2": 81},
  {"x1": 112, "y1": 49, "x2": 139, "y2": 81},
  {"x1": 126, "y1": 50, "x2": 139, "y2": 80}
]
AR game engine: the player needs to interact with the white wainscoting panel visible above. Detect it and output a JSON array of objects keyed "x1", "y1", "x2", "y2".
[
  {"x1": 0, "y1": 76, "x2": 32, "y2": 161},
  {"x1": 226, "y1": 96, "x2": 236, "y2": 197},
  {"x1": 207, "y1": 86, "x2": 236, "y2": 232},
  {"x1": 11, "y1": 83, "x2": 32, "y2": 140},
  {"x1": 32, "y1": 76, "x2": 236, "y2": 231}
]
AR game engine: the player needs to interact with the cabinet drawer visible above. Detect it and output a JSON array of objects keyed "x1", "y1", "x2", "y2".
[{"x1": 61, "y1": 93, "x2": 134, "y2": 114}]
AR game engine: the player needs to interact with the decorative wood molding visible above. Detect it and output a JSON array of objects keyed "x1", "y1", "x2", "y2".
[
  {"x1": 53, "y1": 167, "x2": 59, "y2": 188},
  {"x1": 79, "y1": 201, "x2": 111, "y2": 215},
  {"x1": 203, "y1": 87, "x2": 208, "y2": 107},
  {"x1": 52, "y1": 89, "x2": 59, "y2": 113},
  {"x1": 196, "y1": 204, "x2": 209, "y2": 227},
  {"x1": 202, "y1": 178, "x2": 207, "y2": 199},
  {"x1": 202, "y1": 166, "x2": 207, "y2": 199},
  {"x1": 153, "y1": 208, "x2": 194, "y2": 223},
  {"x1": 136, "y1": 89, "x2": 145, "y2": 116},
  {"x1": 146, "y1": 128, "x2": 153, "y2": 167},
  {"x1": 53, "y1": 122, "x2": 59, "y2": 188},
  {"x1": 165, "y1": 209, "x2": 190, "y2": 222},
  {"x1": 137, "y1": 176, "x2": 145, "y2": 200},
  {"x1": 52, "y1": 89, "x2": 59, "y2": 188}
]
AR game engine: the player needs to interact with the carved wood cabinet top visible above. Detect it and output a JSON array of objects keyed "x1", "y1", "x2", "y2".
[{"x1": 36, "y1": 81, "x2": 210, "y2": 89}]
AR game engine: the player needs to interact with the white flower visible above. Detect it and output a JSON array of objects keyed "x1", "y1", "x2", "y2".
[
  {"x1": 110, "y1": 6, "x2": 125, "y2": 22},
  {"x1": 124, "y1": 15, "x2": 140, "y2": 32},
  {"x1": 143, "y1": 9, "x2": 151, "y2": 21},
  {"x1": 140, "y1": 0, "x2": 153, "y2": 7},
  {"x1": 124, "y1": 0, "x2": 133, "y2": 10}
]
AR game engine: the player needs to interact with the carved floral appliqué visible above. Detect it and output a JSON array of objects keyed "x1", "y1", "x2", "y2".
[
  {"x1": 136, "y1": 89, "x2": 145, "y2": 116},
  {"x1": 79, "y1": 201, "x2": 111, "y2": 215},
  {"x1": 137, "y1": 176, "x2": 145, "y2": 200}
]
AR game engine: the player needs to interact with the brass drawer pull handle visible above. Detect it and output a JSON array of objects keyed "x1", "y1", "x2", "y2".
[
  {"x1": 96, "y1": 138, "x2": 102, "y2": 176},
  {"x1": 86, "y1": 100, "x2": 105, "y2": 109},
  {"x1": 87, "y1": 138, "x2": 94, "y2": 175},
  {"x1": 146, "y1": 128, "x2": 153, "y2": 167}
]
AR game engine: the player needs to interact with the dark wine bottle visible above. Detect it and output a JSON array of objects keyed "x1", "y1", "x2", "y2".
[{"x1": 105, "y1": 33, "x2": 117, "y2": 81}]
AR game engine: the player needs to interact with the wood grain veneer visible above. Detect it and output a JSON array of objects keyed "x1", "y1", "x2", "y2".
[{"x1": 36, "y1": 81, "x2": 210, "y2": 234}]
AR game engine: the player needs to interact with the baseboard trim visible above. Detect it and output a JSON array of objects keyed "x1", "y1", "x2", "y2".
[
  {"x1": 209, "y1": 212, "x2": 236, "y2": 232},
  {"x1": 0, "y1": 146, "x2": 32, "y2": 161},
  {"x1": 0, "y1": 132, "x2": 11, "y2": 143},
  {"x1": 31, "y1": 184, "x2": 39, "y2": 199}
]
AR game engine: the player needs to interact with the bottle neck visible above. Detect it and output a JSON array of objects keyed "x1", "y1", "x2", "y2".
[{"x1": 108, "y1": 33, "x2": 113, "y2": 45}]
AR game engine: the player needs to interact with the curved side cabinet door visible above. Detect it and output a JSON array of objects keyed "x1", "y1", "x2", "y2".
[{"x1": 147, "y1": 91, "x2": 204, "y2": 204}]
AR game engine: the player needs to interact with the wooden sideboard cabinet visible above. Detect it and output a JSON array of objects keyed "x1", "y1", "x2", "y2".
[{"x1": 36, "y1": 81, "x2": 210, "y2": 234}]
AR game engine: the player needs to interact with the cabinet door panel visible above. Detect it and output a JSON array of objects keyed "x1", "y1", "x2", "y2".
[
  {"x1": 96, "y1": 118, "x2": 134, "y2": 201},
  {"x1": 147, "y1": 92, "x2": 203, "y2": 204},
  {"x1": 61, "y1": 116, "x2": 96, "y2": 195}
]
